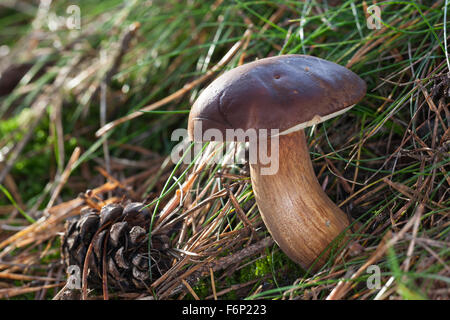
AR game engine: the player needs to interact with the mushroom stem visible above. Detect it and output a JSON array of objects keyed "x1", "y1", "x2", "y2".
[{"x1": 250, "y1": 129, "x2": 349, "y2": 270}]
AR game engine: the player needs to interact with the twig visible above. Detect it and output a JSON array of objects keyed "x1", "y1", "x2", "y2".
[{"x1": 159, "y1": 237, "x2": 273, "y2": 299}]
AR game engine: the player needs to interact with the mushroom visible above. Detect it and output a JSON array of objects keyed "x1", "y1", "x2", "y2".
[{"x1": 187, "y1": 54, "x2": 366, "y2": 270}]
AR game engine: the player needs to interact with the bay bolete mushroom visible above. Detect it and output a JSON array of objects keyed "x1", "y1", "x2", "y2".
[{"x1": 187, "y1": 54, "x2": 366, "y2": 270}]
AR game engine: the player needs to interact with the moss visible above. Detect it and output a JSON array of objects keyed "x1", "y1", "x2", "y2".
[{"x1": 191, "y1": 248, "x2": 302, "y2": 299}]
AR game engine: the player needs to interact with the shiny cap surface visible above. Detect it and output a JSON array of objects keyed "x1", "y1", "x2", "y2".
[{"x1": 188, "y1": 54, "x2": 366, "y2": 141}]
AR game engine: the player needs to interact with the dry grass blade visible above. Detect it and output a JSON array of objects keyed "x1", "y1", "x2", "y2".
[
  {"x1": 157, "y1": 237, "x2": 273, "y2": 299},
  {"x1": 0, "y1": 283, "x2": 64, "y2": 299},
  {"x1": 95, "y1": 29, "x2": 252, "y2": 137},
  {"x1": 327, "y1": 204, "x2": 426, "y2": 300},
  {"x1": 46, "y1": 147, "x2": 81, "y2": 210}
]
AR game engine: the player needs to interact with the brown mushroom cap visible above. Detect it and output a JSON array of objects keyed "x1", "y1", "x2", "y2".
[{"x1": 188, "y1": 54, "x2": 366, "y2": 141}]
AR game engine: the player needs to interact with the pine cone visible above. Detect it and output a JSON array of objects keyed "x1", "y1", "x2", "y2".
[{"x1": 61, "y1": 202, "x2": 171, "y2": 292}]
